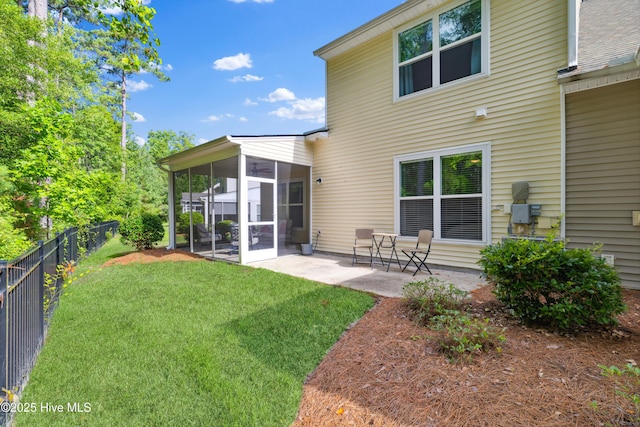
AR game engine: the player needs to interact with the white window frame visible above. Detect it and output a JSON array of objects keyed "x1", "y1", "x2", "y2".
[
  {"x1": 394, "y1": 142, "x2": 491, "y2": 244},
  {"x1": 277, "y1": 179, "x2": 306, "y2": 229},
  {"x1": 393, "y1": 0, "x2": 490, "y2": 101}
]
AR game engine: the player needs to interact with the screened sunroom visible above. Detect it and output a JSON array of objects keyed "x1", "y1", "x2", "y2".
[{"x1": 157, "y1": 133, "x2": 321, "y2": 263}]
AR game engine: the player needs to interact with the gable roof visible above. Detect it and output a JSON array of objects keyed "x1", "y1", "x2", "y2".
[
  {"x1": 562, "y1": 0, "x2": 640, "y2": 78},
  {"x1": 314, "y1": 0, "x2": 449, "y2": 60}
]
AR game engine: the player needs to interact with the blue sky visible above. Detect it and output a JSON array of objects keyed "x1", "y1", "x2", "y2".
[{"x1": 125, "y1": 0, "x2": 404, "y2": 145}]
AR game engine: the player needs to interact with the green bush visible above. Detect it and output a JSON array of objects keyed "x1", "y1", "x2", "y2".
[
  {"x1": 0, "y1": 215, "x2": 31, "y2": 260},
  {"x1": 432, "y1": 313, "x2": 506, "y2": 363},
  {"x1": 478, "y1": 235, "x2": 626, "y2": 332},
  {"x1": 402, "y1": 277, "x2": 468, "y2": 325},
  {"x1": 119, "y1": 213, "x2": 164, "y2": 251},
  {"x1": 599, "y1": 363, "x2": 640, "y2": 423},
  {"x1": 216, "y1": 220, "x2": 235, "y2": 243},
  {"x1": 402, "y1": 278, "x2": 504, "y2": 362},
  {"x1": 177, "y1": 212, "x2": 204, "y2": 234}
]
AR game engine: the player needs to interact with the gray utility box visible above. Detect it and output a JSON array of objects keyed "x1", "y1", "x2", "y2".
[{"x1": 512, "y1": 204, "x2": 542, "y2": 224}]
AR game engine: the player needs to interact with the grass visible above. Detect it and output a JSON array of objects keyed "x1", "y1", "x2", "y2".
[{"x1": 15, "y1": 238, "x2": 374, "y2": 426}]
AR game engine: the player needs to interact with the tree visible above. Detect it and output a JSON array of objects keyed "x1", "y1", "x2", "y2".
[
  {"x1": 125, "y1": 130, "x2": 194, "y2": 218},
  {"x1": 48, "y1": 0, "x2": 94, "y2": 30},
  {"x1": 0, "y1": 166, "x2": 31, "y2": 259},
  {"x1": 27, "y1": 0, "x2": 47, "y2": 19},
  {"x1": 1, "y1": 0, "x2": 176, "y2": 247},
  {"x1": 93, "y1": 0, "x2": 168, "y2": 181},
  {"x1": 0, "y1": 1, "x2": 47, "y2": 109},
  {"x1": 72, "y1": 105, "x2": 121, "y2": 171},
  {"x1": 146, "y1": 130, "x2": 195, "y2": 162}
]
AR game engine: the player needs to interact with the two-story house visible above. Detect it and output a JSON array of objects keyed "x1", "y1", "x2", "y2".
[{"x1": 159, "y1": 0, "x2": 639, "y2": 289}]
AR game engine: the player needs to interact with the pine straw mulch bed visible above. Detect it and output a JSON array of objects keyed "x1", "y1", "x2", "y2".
[
  {"x1": 101, "y1": 248, "x2": 204, "y2": 266},
  {"x1": 294, "y1": 286, "x2": 640, "y2": 427},
  {"x1": 103, "y1": 250, "x2": 640, "y2": 426}
]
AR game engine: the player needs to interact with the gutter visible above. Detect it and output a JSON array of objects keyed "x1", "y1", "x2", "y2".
[{"x1": 156, "y1": 159, "x2": 171, "y2": 174}]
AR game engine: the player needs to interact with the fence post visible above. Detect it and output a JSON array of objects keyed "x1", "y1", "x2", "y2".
[
  {"x1": 0, "y1": 260, "x2": 7, "y2": 408},
  {"x1": 55, "y1": 232, "x2": 61, "y2": 269},
  {"x1": 37, "y1": 241, "x2": 45, "y2": 338}
]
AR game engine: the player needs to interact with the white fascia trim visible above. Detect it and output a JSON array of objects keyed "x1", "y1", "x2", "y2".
[
  {"x1": 158, "y1": 135, "x2": 238, "y2": 171},
  {"x1": 561, "y1": 68, "x2": 640, "y2": 94},
  {"x1": 304, "y1": 131, "x2": 329, "y2": 142},
  {"x1": 314, "y1": 0, "x2": 448, "y2": 60}
]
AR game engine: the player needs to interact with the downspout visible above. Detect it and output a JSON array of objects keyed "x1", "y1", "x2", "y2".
[
  {"x1": 559, "y1": 0, "x2": 580, "y2": 236},
  {"x1": 157, "y1": 161, "x2": 176, "y2": 250},
  {"x1": 567, "y1": 0, "x2": 580, "y2": 70}
]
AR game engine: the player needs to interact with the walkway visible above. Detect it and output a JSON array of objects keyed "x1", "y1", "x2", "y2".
[{"x1": 249, "y1": 252, "x2": 488, "y2": 297}]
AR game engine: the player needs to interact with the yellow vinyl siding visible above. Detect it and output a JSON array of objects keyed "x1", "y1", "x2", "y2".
[
  {"x1": 313, "y1": 0, "x2": 566, "y2": 269},
  {"x1": 242, "y1": 137, "x2": 313, "y2": 166},
  {"x1": 565, "y1": 79, "x2": 640, "y2": 289}
]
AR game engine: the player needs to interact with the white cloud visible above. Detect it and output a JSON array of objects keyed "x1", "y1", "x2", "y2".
[
  {"x1": 202, "y1": 114, "x2": 234, "y2": 123},
  {"x1": 131, "y1": 112, "x2": 146, "y2": 122},
  {"x1": 261, "y1": 87, "x2": 296, "y2": 103},
  {"x1": 213, "y1": 53, "x2": 252, "y2": 71},
  {"x1": 100, "y1": 6, "x2": 123, "y2": 15},
  {"x1": 239, "y1": 117, "x2": 249, "y2": 122},
  {"x1": 197, "y1": 138, "x2": 209, "y2": 145},
  {"x1": 128, "y1": 80, "x2": 152, "y2": 92},
  {"x1": 228, "y1": 74, "x2": 263, "y2": 83},
  {"x1": 244, "y1": 98, "x2": 258, "y2": 106},
  {"x1": 134, "y1": 136, "x2": 146, "y2": 146},
  {"x1": 269, "y1": 97, "x2": 325, "y2": 123}
]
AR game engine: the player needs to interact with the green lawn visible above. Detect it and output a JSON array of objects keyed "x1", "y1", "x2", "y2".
[{"x1": 15, "y1": 239, "x2": 374, "y2": 426}]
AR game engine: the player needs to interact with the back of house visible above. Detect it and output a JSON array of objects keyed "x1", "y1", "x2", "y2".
[{"x1": 312, "y1": 0, "x2": 640, "y2": 288}]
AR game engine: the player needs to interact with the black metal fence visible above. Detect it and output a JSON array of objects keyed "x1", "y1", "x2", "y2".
[{"x1": 0, "y1": 221, "x2": 118, "y2": 423}]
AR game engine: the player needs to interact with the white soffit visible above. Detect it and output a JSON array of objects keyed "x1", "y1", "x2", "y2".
[
  {"x1": 314, "y1": 0, "x2": 447, "y2": 60},
  {"x1": 158, "y1": 135, "x2": 239, "y2": 171}
]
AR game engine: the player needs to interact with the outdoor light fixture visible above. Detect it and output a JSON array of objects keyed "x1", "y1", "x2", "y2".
[{"x1": 475, "y1": 107, "x2": 488, "y2": 118}]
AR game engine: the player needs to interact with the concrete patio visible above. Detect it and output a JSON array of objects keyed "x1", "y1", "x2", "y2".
[{"x1": 249, "y1": 252, "x2": 489, "y2": 298}]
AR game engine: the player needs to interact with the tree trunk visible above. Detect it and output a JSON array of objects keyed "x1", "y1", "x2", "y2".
[
  {"x1": 120, "y1": 74, "x2": 127, "y2": 181},
  {"x1": 28, "y1": 0, "x2": 47, "y2": 20}
]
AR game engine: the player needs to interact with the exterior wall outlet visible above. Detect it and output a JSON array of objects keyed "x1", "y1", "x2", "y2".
[
  {"x1": 601, "y1": 254, "x2": 615, "y2": 266},
  {"x1": 633, "y1": 211, "x2": 640, "y2": 226}
]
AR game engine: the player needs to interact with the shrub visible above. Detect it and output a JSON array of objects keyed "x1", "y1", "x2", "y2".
[
  {"x1": 216, "y1": 220, "x2": 235, "y2": 243},
  {"x1": 402, "y1": 278, "x2": 505, "y2": 362},
  {"x1": 0, "y1": 216, "x2": 31, "y2": 260},
  {"x1": 402, "y1": 277, "x2": 468, "y2": 325},
  {"x1": 177, "y1": 212, "x2": 204, "y2": 234},
  {"x1": 432, "y1": 313, "x2": 506, "y2": 363},
  {"x1": 119, "y1": 213, "x2": 164, "y2": 250},
  {"x1": 599, "y1": 363, "x2": 640, "y2": 424},
  {"x1": 478, "y1": 235, "x2": 626, "y2": 332}
]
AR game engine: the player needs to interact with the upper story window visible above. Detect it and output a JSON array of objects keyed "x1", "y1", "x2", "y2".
[{"x1": 396, "y1": 0, "x2": 485, "y2": 98}]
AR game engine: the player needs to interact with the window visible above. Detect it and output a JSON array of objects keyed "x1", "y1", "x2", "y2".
[
  {"x1": 396, "y1": 144, "x2": 488, "y2": 242},
  {"x1": 397, "y1": 0, "x2": 484, "y2": 97}
]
